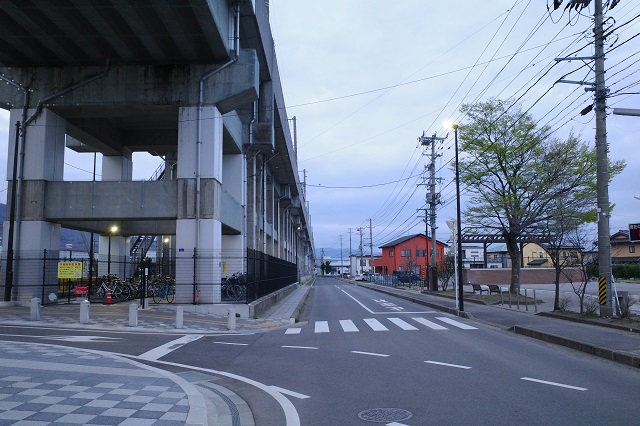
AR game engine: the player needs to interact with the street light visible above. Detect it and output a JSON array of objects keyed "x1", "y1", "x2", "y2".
[
  {"x1": 447, "y1": 121, "x2": 464, "y2": 312},
  {"x1": 107, "y1": 225, "x2": 118, "y2": 276}
]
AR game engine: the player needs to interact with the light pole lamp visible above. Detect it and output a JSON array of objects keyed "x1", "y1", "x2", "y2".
[
  {"x1": 108, "y1": 225, "x2": 118, "y2": 276},
  {"x1": 449, "y1": 122, "x2": 464, "y2": 312}
]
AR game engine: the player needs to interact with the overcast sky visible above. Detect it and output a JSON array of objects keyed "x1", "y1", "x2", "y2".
[{"x1": 0, "y1": 0, "x2": 638, "y2": 258}]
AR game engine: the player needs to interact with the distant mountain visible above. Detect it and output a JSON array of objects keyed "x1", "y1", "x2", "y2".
[{"x1": 0, "y1": 203, "x2": 90, "y2": 251}]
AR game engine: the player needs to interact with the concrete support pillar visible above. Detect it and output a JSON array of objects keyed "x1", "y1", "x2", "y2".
[
  {"x1": 246, "y1": 155, "x2": 257, "y2": 251},
  {"x1": 97, "y1": 152, "x2": 132, "y2": 278},
  {"x1": 175, "y1": 105, "x2": 223, "y2": 304},
  {"x1": 3, "y1": 108, "x2": 65, "y2": 301},
  {"x1": 222, "y1": 152, "x2": 245, "y2": 273}
]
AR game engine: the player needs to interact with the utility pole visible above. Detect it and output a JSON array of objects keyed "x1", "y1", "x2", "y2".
[
  {"x1": 340, "y1": 235, "x2": 343, "y2": 276},
  {"x1": 348, "y1": 227, "x2": 353, "y2": 275},
  {"x1": 369, "y1": 219, "x2": 374, "y2": 277},
  {"x1": 419, "y1": 132, "x2": 444, "y2": 291},
  {"x1": 554, "y1": 0, "x2": 613, "y2": 316},
  {"x1": 357, "y1": 227, "x2": 364, "y2": 274}
]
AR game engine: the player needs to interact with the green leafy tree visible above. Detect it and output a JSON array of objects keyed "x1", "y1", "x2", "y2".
[
  {"x1": 324, "y1": 260, "x2": 332, "y2": 275},
  {"x1": 458, "y1": 98, "x2": 620, "y2": 293},
  {"x1": 320, "y1": 262, "x2": 326, "y2": 276}
]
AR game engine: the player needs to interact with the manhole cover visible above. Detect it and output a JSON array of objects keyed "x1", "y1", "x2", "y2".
[{"x1": 358, "y1": 408, "x2": 413, "y2": 423}]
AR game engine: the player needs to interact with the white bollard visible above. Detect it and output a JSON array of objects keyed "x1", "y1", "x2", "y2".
[
  {"x1": 129, "y1": 304, "x2": 138, "y2": 327},
  {"x1": 176, "y1": 306, "x2": 184, "y2": 329},
  {"x1": 228, "y1": 308, "x2": 236, "y2": 330},
  {"x1": 30, "y1": 298, "x2": 41, "y2": 321},
  {"x1": 80, "y1": 300, "x2": 90, "y2": 324}
]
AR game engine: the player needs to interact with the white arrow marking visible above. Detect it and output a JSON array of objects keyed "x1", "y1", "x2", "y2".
[
  {"x1": 270, "y1": 386, "x2": 310, "y2": 399},
  {"x1": 425, "y1": 360, "x2": 472, "y2": 369},
  {"x1": 41, "y1": 336, "x2": 123, "y2": 342},
  {"x1": 138, "y1": 335, "x2": 203, "y2": 360},
  {"x1": 521, "y1": 377, "x2": 587, "y2": 391}
]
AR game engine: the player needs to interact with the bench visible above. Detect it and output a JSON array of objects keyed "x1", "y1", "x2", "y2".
[
  {"x1": 488, "y1": 284, "x2": 505, "y2": 295},
  {"x1": 471, "y1": 283, "x2": 488, "y2": 295}
]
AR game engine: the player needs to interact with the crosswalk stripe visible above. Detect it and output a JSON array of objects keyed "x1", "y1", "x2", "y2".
[
  {"x1": 435, "y1": 317, "x2": 477, "y2": 330},
  {"x1": 388, "y1": 317, "x2": 418, "y2": 330},
  {"x1": 411, "y1": 317, "x2": 447, "y2": 330},
  {"x1": 364, "y1": 318, "x2": 388, "y2": 331},
  {"x1": 315, "y1": 321, "x2": 330, "y2": 333},
  {"x1": 285, "y1": 328, "x2": 302, "y2": 334},
  {"x1": 339, "y1": 320, "x2": 359, "y2": 332}
]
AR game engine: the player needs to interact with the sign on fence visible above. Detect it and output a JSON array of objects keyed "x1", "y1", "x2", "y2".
[{"x1": 58, "y1": 261, "x2": 83, "y2": 279}]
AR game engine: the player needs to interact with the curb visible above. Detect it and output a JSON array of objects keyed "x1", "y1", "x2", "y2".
[
  {"x1": 538, "y1": 311, "x2": 640, "y2": 334},
  {"x1": 511, "y1": 325, "x2": 640, "y2": 368}
]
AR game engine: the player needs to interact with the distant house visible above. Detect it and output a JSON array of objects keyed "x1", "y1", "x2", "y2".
[
  {"x1": 611, "y1": 230, "x2": 640, "y2": 263},
  {"x1": 374, "y1": 234, "x2": 447, "y2": 276}
]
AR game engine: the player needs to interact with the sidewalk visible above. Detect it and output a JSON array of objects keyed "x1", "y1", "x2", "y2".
[
  {"x1": 0, "y1": 282, "x2": 313, "y2": 425},
  {"x1": 355, "y1": 281, "x2": 640, "y2": 368}
]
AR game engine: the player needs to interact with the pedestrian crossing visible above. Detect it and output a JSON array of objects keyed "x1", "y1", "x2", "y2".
[{"x1": 284, "y1": 316, "x2": 477, "y2": 334}]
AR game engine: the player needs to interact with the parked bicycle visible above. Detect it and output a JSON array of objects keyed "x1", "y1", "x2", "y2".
[
  {"x1": 150, "y1": 275, "x2": 175, "y2": 303},
  {"x1": 222, "y1": 272, "x2": 246, "y2": 302}
]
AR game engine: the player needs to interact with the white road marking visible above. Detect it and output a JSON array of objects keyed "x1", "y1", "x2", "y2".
[
  {"x1": 40, "y1": 335, "x2": 123, "y2": 342},
  {"x1": 364, "y1": 318, "x2": 389, "y2": 331},
  {"x1": 412, "y1": 317, "x2": 447, "y2": 330},
  {"x1": 270, "y1": 386, "x2": 310, "y2": 399},
  {"x1": 339, "y1": 320, "x2": 359, "y2": 332},
  {"x1": 340, "y1": 289, "x2": 374, "y2": 313},
  {"x1": 211, "y1": 341, "x2": 248, "y2": 346},
  {"x1": 285, "y1": 328, "x2": 302, "y2": 334},
  {"x1": 351, "y1": 350, "x2": 390, "y2": 357},
  {"x1": 138, "y1": 335, "x2": 203, "y2": 361},
  {"x1": 387, "y1": 423, "x2": 410, "y2": 426},
  {"x1": 388, "y1": 317, "x2": 418, "y2": 330},
  {"x1": 425, "y1": 360, "x2": 472, "y2": 369},
  {"x1": 435, "y1": 317, "x2": 477, "y2": 330},
  {"x1": 520, "y1": 377, "x2": 587, "y2": 391},
  {"x1": 281, "y1": 345, "x2": 318, "y2": 350},
  {"x1": 315, "y1": 321, "x2": 330, "y2": 333}
]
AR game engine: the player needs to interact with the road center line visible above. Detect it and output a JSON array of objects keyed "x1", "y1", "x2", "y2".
[
  {"x1": 425, "y1": 360, "x2": 472, "y2": 369},
  {"x1": 138, "y1": 335, "x2": 203, "y2": 361},
  {"x1": 340, "y1": 289, "x2": 374, "y2": 313},
  {"x1": 211, "y1": 341, "x2": 248, "y2": 346},
  {"x1": 520, "y1": 377, "x2": 587, "y2": 391},
  {"x1": 281, "y1": 345, "x2": 318, "y2": 350},
  {"x1": 351, "y1": 350, "x2": 389, "y2": 357},
  {"x1": 270, "y1": 386, "x2": 310, "y2": 399}
]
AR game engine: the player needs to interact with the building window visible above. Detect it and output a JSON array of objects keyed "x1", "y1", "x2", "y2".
[
  {"x1": 416, "y1": 250, "x2": 425, "y2": 257},
  {"x1": 630, "y1": 246, "x2": 636, "y2": 253},
  {"x1": 389, "y1": 250, "x2": 394, "y2": 257},
  {"x1": 401, "y1": 249, "x2": 410, "y2": 257},
  {"x1": 539, "y1": 252, "x2": 544, "y2": 258}
]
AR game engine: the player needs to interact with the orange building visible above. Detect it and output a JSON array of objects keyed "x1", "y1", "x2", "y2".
[{"x1": 374, "y1": 234, "x2": 447, "y2": 276}]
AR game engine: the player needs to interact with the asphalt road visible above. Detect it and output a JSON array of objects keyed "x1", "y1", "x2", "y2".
[{"x1": 3, "y1": 276, "x2": 639, "y2": 425}]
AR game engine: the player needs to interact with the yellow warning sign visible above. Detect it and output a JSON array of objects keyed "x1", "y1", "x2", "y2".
[
  {"x1": 58, "y1": 261, "x2": 83, "y2": 279},
  {"x1": 598, "y1": 276, "x2": 607, "y2": 305}
]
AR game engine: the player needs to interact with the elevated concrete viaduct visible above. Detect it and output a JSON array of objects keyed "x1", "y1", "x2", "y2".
[{"x1": 0, "y1": 0, "x2": 314, "y2": 303}]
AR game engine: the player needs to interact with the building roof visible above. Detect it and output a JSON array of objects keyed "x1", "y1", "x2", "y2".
[{"x1": 379, "y1": 234, "x2": 448, "y2": 249}]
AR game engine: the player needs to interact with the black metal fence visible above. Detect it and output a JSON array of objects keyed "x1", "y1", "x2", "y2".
[{"x1": 0, "y1": 248, "x2": 297, "y2": 305}]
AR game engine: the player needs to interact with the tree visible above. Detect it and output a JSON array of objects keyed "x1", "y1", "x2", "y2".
[
  {"x1": 458, "y1": 98, "x2": 609, "y2": 294},
  {"x1": 438, "y1": 255, "x2": 455, "y2": 291},
  {"x1": 324, "y1": 261, "x2": 332, "y2": 275},
  {"x1": 320, "y1": 262, "x2": 326, "y2": 276},
  {"x1": 562, "y1": 225, "x2": 598, "y2": 314}
]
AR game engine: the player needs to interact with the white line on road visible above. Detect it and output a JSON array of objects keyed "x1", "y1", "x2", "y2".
[
  {"x1": 340, "y1": 289, "x2": 374, "y2": 313},
  {"x1": 339, "y1": 320, "x2": 359, "y2": 332},
  {"x1": 435, "y1": 317, "x2": 478, "y2": 330},
  {"x1": 520, "y1": 377, "x2": 587, "y2": 391},
  {"x1": 270, "y1": 386, "x2": 310, "y2": 399},
  {"x1": 387, "y1": 423, "x2": 410, "y2": 426},
  {"x1": 285, "y1": 328, "x2": 302, "y2": 334},
  {"x1": 388, "y1": 317, "x2": 418, "y2": 330},
  {"x1": 425, "y1": 360, "x2": 472, "y2": 369},
  {"x1": 211, "y1": 341, "x2": 249, "y2": 346},
  {"x1": 315, "y1": 321, "x2": 330, "y2": 333},
  {"x1": 412, "y1": 317, "x2": 447, "y2": 330},
  {"x1": 351, "y1": 350, "x2": 390, "y2": 357},
  {"x1": 281, "y1": 345, "x2": 319, "y2": 350},
  {"x1": 138, "y1": 335, "x2": 203, "y2": 361},
  {"x1": 364, "y1": 318, "x2": 389, "y2": 331}
]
